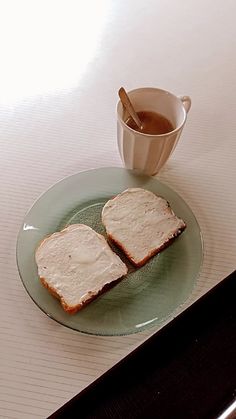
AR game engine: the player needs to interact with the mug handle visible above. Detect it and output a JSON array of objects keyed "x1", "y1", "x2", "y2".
[{"x1": 179, "y1": 95, "x2": 191, "y2": 113}]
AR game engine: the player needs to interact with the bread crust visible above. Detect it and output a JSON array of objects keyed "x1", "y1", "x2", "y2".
[
  {"x1": 107, "y1": 224, "x2": 186, "y2": 267},
  {"x1": 40, "y1": 275, "x2": 125, "y2": 314}
]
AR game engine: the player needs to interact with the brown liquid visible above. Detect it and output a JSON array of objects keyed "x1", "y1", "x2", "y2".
[{"x1": 125, "y1": 111, "x2": 174, "y2": 135}]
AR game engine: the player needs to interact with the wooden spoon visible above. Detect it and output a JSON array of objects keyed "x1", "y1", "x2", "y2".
[{"x1": 118, "y1": 87, "x2": 143, "y2": 130}]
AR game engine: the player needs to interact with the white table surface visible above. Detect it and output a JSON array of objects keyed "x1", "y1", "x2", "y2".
[{"x1": 1, "y1": 1, "x2": 236, "y2": 417}]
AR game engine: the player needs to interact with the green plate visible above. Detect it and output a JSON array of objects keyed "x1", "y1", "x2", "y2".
[{"x1": 16, "y1": 167, "x2": 203, "y2": 336}]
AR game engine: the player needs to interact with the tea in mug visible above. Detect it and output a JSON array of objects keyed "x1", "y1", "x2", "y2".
[{"x1": 125, "y1": 111, "x2": 174, "y2": 135}]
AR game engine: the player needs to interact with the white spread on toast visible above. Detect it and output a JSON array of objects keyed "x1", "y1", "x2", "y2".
[
  {"x1": 102, "y1": 188, "x2": 186, "y2": 266},
  {"x1": 35, "y1": 224, "x2": 127, "y2": 311}
]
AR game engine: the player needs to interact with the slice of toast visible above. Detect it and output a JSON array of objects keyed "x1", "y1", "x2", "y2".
[
  {"x1": 102, "y1": 188, "x2": 186, "y2": 267},
  {"x1": 35, "y1": 224, "x2": 128, "y2": 314}
]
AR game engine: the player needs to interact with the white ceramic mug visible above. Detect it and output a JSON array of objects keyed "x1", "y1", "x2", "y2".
[{"x1": 117, "y1": 87, "x2": 191, "y2": 176}]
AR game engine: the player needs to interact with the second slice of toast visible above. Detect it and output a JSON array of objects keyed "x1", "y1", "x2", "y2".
[{"x1": 102, "y1": 188, "x2": 186, "y2": 267}]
